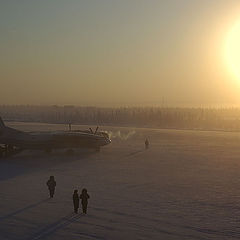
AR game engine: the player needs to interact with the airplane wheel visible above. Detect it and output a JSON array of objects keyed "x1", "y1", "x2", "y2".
[{"x1": 0, "y1": 148, "x2": 3, "y2": 158}]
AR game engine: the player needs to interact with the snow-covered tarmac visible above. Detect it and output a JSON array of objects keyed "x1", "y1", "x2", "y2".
[{"x1": 1, "y1": 122, "x2": 240, "y2": 240}]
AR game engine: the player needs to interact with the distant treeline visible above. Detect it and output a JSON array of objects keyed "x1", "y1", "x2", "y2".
[{"x1": 1, "y1": 105, "x2": 240, "y2": 131}]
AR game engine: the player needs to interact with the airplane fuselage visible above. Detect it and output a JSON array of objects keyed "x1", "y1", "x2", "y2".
[{"x1": 0, "y1": 120, "x2": 111, "y2": 153}]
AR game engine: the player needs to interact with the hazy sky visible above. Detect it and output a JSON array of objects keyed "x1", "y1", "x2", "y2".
[{"x1": 1, "y1": 0, "x2": 240, "y2": 106}]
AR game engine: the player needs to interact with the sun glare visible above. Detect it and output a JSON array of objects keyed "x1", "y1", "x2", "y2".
[{"x1": 225, "y1": 20, "x2": 240, "y2": 81}]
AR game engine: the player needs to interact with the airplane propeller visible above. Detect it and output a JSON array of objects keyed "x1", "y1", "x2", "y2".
[
  {"x1": 89, "y1": 126, "x2": 99, "y2": 134},
  {"x1": 94, "y1": 126, "x2": 99, "y2": 135}
]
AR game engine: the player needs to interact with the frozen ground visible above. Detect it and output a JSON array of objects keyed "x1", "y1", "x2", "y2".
[{"x1": 1, "y1": 122, "x2": 240, "y2": 240}]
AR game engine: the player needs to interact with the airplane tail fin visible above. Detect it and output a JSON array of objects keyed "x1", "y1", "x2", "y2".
[{"x1": 0, "y1": 117, "x2": 6, "y2": 129}]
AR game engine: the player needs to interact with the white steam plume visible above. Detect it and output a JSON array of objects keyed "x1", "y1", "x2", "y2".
[{"x1": 105, "y1": 130, "x2": 136, "y2": 140}]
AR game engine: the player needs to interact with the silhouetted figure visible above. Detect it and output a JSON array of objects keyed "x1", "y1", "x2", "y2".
[
  {"x1": 46, "y1": 176, "x2": 56, "y2": 198},
  {"x1": 72, "y1": 190, "x2": 79, "y2": 213},
  {"x1": 80, "y1": 188, "x2": 90, "y2": 214},
  {"x1": 145, "y1": 138, "x2": 149, "y2": 149}
]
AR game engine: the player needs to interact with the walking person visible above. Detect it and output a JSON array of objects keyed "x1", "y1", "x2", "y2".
[
  {"x1": 73, "y1": 190, "x2": 79, "y2": 213},
  {"x1": 46, "y1": 176, "x2": 56, "y2": 198},
  {"x1": 145, "y1": 138, "x2": 149, "y2": 149},
  {"x1": 80, "y1": 188, "x2": 90, "y2": 214}
]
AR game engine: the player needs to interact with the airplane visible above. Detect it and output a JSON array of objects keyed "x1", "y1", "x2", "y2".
[{"x1": 0, "y1": 117, "x2": 111, "y2": 157}]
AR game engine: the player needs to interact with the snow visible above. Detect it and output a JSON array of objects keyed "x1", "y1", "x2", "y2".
[{"x1": 1, "y1": 122, "x2": 240, "y2": 239}]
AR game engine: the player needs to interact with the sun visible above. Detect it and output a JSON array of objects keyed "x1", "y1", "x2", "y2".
[{"x1": 225, "y1": 20, "x2": 240, "y2": 81}]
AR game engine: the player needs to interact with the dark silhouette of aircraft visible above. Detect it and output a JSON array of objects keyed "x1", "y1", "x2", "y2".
[{"x1": 0, "y1": 117, "x2": 111, "y2": 156}]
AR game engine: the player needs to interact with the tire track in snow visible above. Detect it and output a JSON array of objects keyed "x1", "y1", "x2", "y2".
[
  {"x1": 27, "y1": 213, "x2": 106, "y2": 240},
  {"x1": 0, "y1": 198, "x2": 49, "y2": 222},
  {"x1": 91, "y1": 207, "x2": 240, "y2": 239},
  {"x1": 27, "y1": 213, "x2": 76, "y2": 240}
]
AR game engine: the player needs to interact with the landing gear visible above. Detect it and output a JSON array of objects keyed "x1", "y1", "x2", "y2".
[
  {"x1": 0, "y1": 144, "x2": 22, "y2": 158},
  {"x1": 0, "y1": 146, "x2": 4, "y2": 158}
]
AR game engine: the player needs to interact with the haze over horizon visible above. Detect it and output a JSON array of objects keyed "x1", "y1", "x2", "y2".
[{"x1": 1, "y1": 0, "x2": 240, "y2": 107}]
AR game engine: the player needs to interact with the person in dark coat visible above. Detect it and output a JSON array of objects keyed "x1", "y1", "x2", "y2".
[
  {"x1": 46, "y1": 176, "x2": 56, "y2": 198},
  {"x1": 80, "y1": 188, "x2": 90, "y2": 214},
  {"x1": 72, "y1": 190, "x2": 79, "y2": 213},
  {"x1": 145, "y1": 138, "x2": 149, "y2": 149}
]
